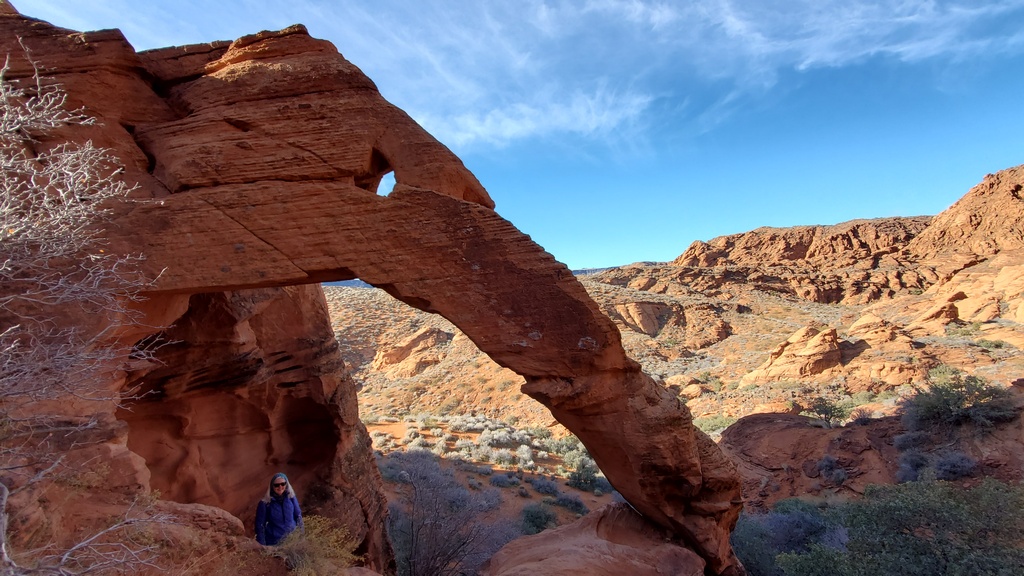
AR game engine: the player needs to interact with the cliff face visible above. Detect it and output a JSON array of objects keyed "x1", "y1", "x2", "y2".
[{"x1": 1, "y1": 12, "x2": 745, "y2": 575}]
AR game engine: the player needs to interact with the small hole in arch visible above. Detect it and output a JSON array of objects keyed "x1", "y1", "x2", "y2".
[{"x1": 378, "y1": 172, "x2": 396, "y2": 196}]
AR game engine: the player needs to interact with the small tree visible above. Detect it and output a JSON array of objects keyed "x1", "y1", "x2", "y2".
[
  {"x1": 1, "y1": 50, "x2": 167, "y2": 573},
  {"x1": 804, "y1": 397, "x2": 849, "y2": 428},
  {"x1": 384, "y1": 451, "x2": 519, "y2": 576},
  {"x1": 900, "y1": 367, "x2": 1017, "y2": 430}
]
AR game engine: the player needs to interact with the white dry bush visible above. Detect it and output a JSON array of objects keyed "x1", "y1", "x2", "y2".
[{"x1": 1, "y1": 51, "x2": 171, "y2": 573}]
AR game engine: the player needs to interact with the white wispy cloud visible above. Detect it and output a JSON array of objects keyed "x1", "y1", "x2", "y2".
[
  {"x1": 326, "y1": 1, "x2": 1024, "y2": 150},
  {"x1": 15, "y1": 0, "x2": 1024, "y2": 151}
]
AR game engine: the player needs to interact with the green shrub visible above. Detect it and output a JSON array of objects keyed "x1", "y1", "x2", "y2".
[
  {"x1": 521, "y1": 503, "x2": 557, "y2": 535},
  {"x1": 976, "y1": 339, "x2": 1009, "y2": 350},
  {"x1": 552, "y1": 493, "x2": 589, "y2": 515},
  {"x1": 900, "y1": 367, "x2": 1017, "y2": 430},
  {"x1": 776, "y1": 479, "x2": 1024, "y2": 576},
  {"x1": 945, "y1": 321, "x2": 982, "y2": 337},
  {"x1": 527, "y1": 477, "x2": 560, "y2": 496},
  {"x1": 850, "y1": 391, "x2": 875, "y2": 404},
  {"x1": 567, "y1": 464, "x2": 597, "y2": 491},
  {"x1": 731, "y1": 500, "x2": 843, "y2": 576},
  {"x1": 802, "y1": 397, "x2": 849, "y2": 428},
  {"x1": 696, "y1": 372, "x2": 724, "y2": 392},
  {"x1": 892, "y1": 431, "x2": 929, "y2": 451},
  {"x1": 693, "y1": 415, "x2": 738, "y2": 435},
  {"x1": 489, "y1": 474, "x2": 519, "y2": 488}
]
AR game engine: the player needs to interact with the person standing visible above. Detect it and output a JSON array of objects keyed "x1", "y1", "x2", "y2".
[{"x1": 255, "y1": 472, "x2": 304, "y2": 545}]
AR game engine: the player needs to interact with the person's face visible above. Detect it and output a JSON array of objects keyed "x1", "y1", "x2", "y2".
[{"x1": 273, "y1": 479, "x2": 287, "y2": 494}]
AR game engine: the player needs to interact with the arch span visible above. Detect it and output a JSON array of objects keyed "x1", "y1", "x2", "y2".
[{"x1": 6, "y1": 16, "x2": 744, "y2": 574}]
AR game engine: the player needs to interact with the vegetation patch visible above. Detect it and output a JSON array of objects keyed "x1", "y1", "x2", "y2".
[
  {"x1": 900, "y1": 366, "x2": 1017, "y2": 430},
  {"x1": 733, "y1": 478, "x2": 1024, "y2": 576}
]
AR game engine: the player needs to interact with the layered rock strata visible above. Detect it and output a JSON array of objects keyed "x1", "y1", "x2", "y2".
[{"x1": 2, "y1": 12, "x2": 745, "y2": 575}]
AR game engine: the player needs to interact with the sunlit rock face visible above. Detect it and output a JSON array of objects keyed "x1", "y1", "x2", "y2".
[{"x1": 3, "y1": 12, "x2": 745, "y2": 575}]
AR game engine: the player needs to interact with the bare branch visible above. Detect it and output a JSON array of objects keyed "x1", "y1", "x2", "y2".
[{"x1": 0, "y1": 46, "x2": 173, "y2": 575}]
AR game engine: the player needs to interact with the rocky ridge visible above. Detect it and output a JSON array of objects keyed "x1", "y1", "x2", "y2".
[{"x1": 334, "y1": 164, "x2": 1024, "y2": 513}]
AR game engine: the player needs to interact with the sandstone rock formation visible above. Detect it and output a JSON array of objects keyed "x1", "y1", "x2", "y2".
[
  {"x1": 739, "y1": 325, "x2": 842, "y2": 385},
  {"x1": 481, "y1": 504, "x2": 706, "y2": 576},
  {"x1": 718, "y1": 413, "x2": 903, "y2": 511},
  {"x1": 371, "y1": 326, "x2": 453, "y2": 378},
  {"x1": 719, "y1": 382, "x2": 1024, "y2": 511},
  {"x1": 1, "y1": 11, "x2": 744, "y2": 575}
]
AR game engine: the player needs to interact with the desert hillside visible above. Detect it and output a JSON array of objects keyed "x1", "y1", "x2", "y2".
[{"x1": 331, "y1": 165, "x2": 1024, "y2": 434}]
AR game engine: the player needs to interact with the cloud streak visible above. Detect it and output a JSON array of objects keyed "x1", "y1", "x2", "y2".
[
  {"x1": 314, "y1": 1, "x2": 1024, "y2": 150},
  {"x1": 15, "y1": 0, "x2": 1024, "y2": 151}
]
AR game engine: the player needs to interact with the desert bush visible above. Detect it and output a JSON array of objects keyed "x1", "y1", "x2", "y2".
[
  {"x1": 385, "y1": 451, "x2": 518, "y2": 576},
  {"x1": 934, "y1": 451, "x2": 977, "y2": 481},
  {"x1": 731, "y1": 500, "x2": 845, "y2": 576},
  {"x1": 696, "y1": 372, "x2": 724, "y2": 392},
  {"x1": 566, "y1": 464, "x2": 598, "y2": 492},
  {"x1": 895, "y1": 463, "x2": 920, "y2": 483},
  {"x1": 477, "y1": 428, "x2": 512, "y2": 448},
  {"x1": 804, "y1": 397, "x2": 849, "y2": 428},
  {"x1": 898, "y1": 449, "x2": 928, "y2": 472},
  {"x1": 775, "y1": 478, "x2": 1024, "y2": 576},
  {"x1": 515, "y1": 445, "x2": 533, "y2": 467},
  {"x1": 846, "y1": 408, "x2": 872, "y2": 426},
  {"x1": 270, "y1": 515, "x2": 359, "y2": 576},
  {"x1": 407, "y1": 437, "x2": 432, "y2": 450},
  {"x1": 850, "y1": 391, "x2": 875, "y2": 404},
  {"x1": 731, "y1": 513, "x2": 785, "y2": 576},
  {"x1": 447, "y1": 415, "x2": 489, "y2": 433},
  {"x1": 552, "y1": 494, "x2": 589, "y2": 515},
  {"x1": 521, "y1": 503, "x2": 557, "y2": 535},
  {"x1": 527, "y1": 477, "x2": 560, "y2": 496},
  {"x1": 524, "y1": 426, "x2": 552, "y2": 440},
  {"x1": 470, "y1": 445, "x2": 493, "y2": 462},
  {"x1": 430, "y1": 440, "x2": 447, "y2": 457},
  {"x1": 945, "y1": 321, "x2": 982, "y2": 337},
  {"x1": 542, "y1": 435, "x2": 584, "y2": 455},
  {"x1": 815, "y1": 456, "x2": 847, "y2": 486},
  {"x1": 489, "y1": 474, "x2": 519, "y2": 488},
  {"x1": 900, "y1": 367, "x2": 1017, "y2": 430},
  {"x1": 561, "y1": 448, "x2": 595, "y2": 472},
  {"x1": 492, "y1": 448, "x2": 516, "y2": 466},
  {"x1": 975, "y1": 339, "x2": 1008, "y2": 350},
  {"x1": 693, "y1": 415, "x2": 738, "y2": 435},
  {"x1": 892, "y1": 431, "x2": 929, "y2": 451},
  {"x1": 437, "y1": 396, "x2": 461, "y2": 415},
  {"x1": 896, "y1": 449, "x2": 929, "y2": 483}
]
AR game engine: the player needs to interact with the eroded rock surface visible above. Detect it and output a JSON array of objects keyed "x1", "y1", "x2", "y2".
[
  {"x1": 2, "y1": 12, "x2": 744, "y2": 575},
  {"x1": 481, "y1": 504, "x2": 706, "y2": 576}
]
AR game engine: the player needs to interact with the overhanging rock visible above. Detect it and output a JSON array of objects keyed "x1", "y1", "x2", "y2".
[{"x1": 2, "y1": 13, "x2": 744, "y2": 575}]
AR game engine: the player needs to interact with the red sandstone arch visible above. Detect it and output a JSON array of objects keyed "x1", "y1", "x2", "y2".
[{"x1": 2, "y1": 15, "x2": 743, "y2": 575}]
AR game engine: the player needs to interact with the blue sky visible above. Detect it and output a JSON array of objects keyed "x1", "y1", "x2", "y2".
[{"x1": 16, "y1": 1, "x2": 1024, "y2": 268}]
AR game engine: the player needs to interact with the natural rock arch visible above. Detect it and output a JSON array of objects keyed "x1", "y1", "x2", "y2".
[{"x1": 2, "y1": 14, "x2": 743, "y2": 574}]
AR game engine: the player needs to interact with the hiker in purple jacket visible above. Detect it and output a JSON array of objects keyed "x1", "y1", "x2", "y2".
[{"x1": 255, "y1": 472, "x2": 303, "y2": 545}]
